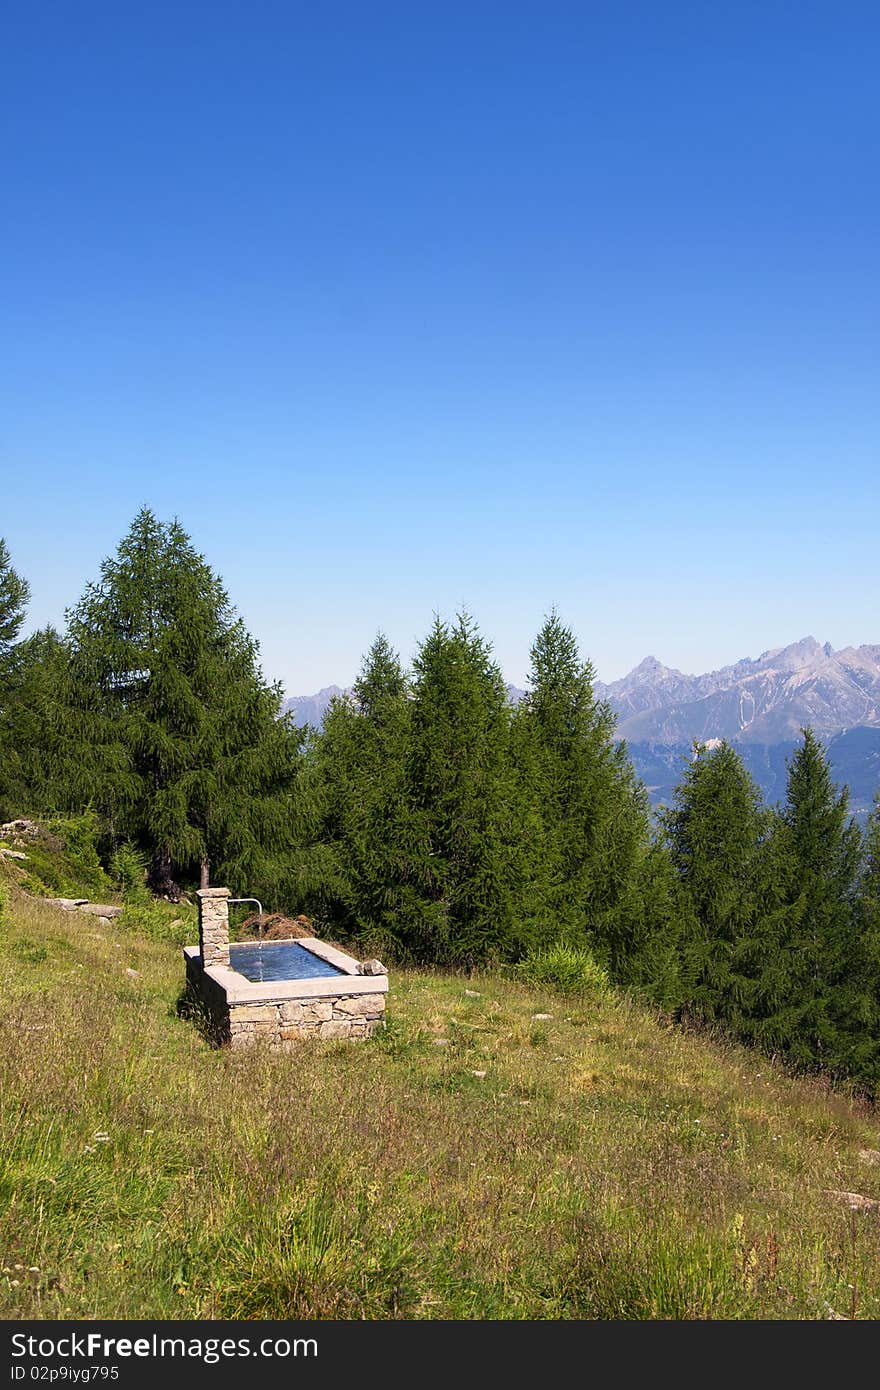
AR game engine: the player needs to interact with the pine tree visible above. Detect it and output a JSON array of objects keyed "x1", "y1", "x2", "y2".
[
  {"x1": 0, "y1": 539, "x2": 35, "y2": 815},
  {"x1": 294, "y1": 634, "x2": 414, "y2": 951},
  {"x1": 353, "y1": 632, "x2": 408, "y2": 714},
  {"x1": 0, "y1": 538, "x2": 30, "y2": 673},
  {"x1": 849, "y1": 792, "x2": 880, "y2": 1080},
  {"x1": 55, "y1": 509, "x2": 299, "y2": 897},
  {"x1": 515, "y1": 611, "x2": 650, "y2": 963},
  {"x1": 770, "y1": 729, "x2": 870, "y2": 1077},
  {"x1": 862, "y1": 793, "x2": 880, "y2": 911},
  {"x1": 0, "y1": 626, "x2": 67, "y2": 819},
  {"x1": 662, "y1": 741, "x2": 766, "y2": 1025},
  {"x1": 611, "y1": 838, "x2": 688, "y2": 1009},
  {"x1": 405, "y1": 613, "x2": 525, "y2": 965}
]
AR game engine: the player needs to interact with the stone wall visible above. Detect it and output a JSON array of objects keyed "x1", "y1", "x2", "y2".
[
  {"x1": 229, "y1": 992, "x2": 387, "y2": 1048},
  {"x1": 184, "y1": 949, "x2": 233, "y2": 1042}
]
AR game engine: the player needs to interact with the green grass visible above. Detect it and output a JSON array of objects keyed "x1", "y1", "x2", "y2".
[{"x1": 2, "y1": 874, "x2": 880, "y2": 1319}]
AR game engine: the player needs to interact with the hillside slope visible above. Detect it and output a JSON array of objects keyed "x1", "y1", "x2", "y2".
[{"x1": 2, "y1": 875, "x2": 879, "y2": 1320}]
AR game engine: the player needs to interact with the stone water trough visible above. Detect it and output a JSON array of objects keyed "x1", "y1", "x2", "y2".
[{"x1": 184, "y1": 888, "x2": 388, "y2": 1047}]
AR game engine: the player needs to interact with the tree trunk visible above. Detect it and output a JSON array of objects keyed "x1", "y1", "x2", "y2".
[
  {"x1": 148, "y1": 852, "x2": 182, "y2": 902},
  {"x1": 200, "y1": 857, "x2": 210, "y2": 890}
]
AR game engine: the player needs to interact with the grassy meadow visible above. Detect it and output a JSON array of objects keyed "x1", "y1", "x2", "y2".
[{"x1": 1, "y1": 866, "x2": 880, "y2": 1320}]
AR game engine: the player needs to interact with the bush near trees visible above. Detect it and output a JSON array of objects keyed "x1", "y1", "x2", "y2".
[{"x1": 2, "y1": 513, "x2": 880, "y2": 1088}]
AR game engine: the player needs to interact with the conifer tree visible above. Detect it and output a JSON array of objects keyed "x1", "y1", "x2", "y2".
[
  {"x1": 846, "y1": 791, "x2": 880, "y2": 1080},
  {"x1": 861, "y1": 793, "x2": 880, "y2": 915},
  {"x1": 0, "y1": 539, "x2": 35, "y2": 815},
  {"x1": 55, "y1": 509, "x2": 298, "y2": 897},
  {"x1": 0, "y1": 626, "x2": 67, "y2": 818},
  {"x1": 294, "y1": 634, "x2": 414, "y2": 950},
  {"x1": 405, "y1": 613, "x2": 525, "y2": 964},
  {"x1": 727, "y1": 812, "x2": 800, "y2": 1048},
  {"x1": 353, "y1": 631, "x2": 408, "y2": 714},
  {"x1": 770, "y1": 729, "x2": 871, "y2": 1076},
  {"x1": 662, "y1": 741, "x2": 765, "y2": 1025},
  {"x1": 610, "y1": 838, "x2": 688, "y2": 1009},
  {"x1": 515, "y1": 611, "x2": 650, "y2": 961},
  {"x1": 0, "y1": 539, "x2": 30, "y2": 674}
]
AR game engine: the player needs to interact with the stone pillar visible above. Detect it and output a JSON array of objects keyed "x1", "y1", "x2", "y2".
[{"x1": 198, "y1": 887, "x2": 230, "y2": 968}]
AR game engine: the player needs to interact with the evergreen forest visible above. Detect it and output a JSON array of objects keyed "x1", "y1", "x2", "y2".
[{"x1": 2, "y1": 513, "x2": 879, "y2": 1090}]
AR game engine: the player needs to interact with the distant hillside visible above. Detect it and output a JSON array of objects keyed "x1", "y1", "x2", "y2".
[{"x1": 283, "y1": 637, "x2": 880, "y2": 815}]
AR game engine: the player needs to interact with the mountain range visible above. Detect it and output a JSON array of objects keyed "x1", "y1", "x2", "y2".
[
  {"x1": 593, "y1": 637, "x2": 880, "y2": 745},
  {"x1": 283, "y1": 637, "x2": 880, "y2": 817}
]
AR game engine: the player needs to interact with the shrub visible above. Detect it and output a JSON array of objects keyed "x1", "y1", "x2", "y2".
[
  {"x1": 18, "y1": 813, "x2": 111, "y2": 898},
  {"x1": 109, "y1": 843, "x2": 150, "y2": 904},
  {"x1": 513, "y1": 942, "x2": 610, "y2": 997}
]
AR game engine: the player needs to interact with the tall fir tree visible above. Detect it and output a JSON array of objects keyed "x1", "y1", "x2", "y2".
[
  {"x1": 405, "y1": 613, "x2": 526, "y2": 965},
  {"x1": 293, "y1": 634, "x2": 415, "y2": 951},
  {"x1": 849, "y1": 791, "x2": 880, "y2": 1078},
  {"x1": 54, "y1": 509, "x2": 299, "y2": 897},
  {"x1": 514, "y1": 611, "x2": 651, "y2": 965},
  {"x1": 610, "y1": 838, "x2": 688, "y2": 1009},
  {"x1": 0, "y1": 538, "x2": 30, "y2": 674},
  {"x1": 770, "y1": 729, "x2": 873, "y2": 1078},
  {"x1": 0, "y1": 539, "x2": 34, "y2": 816},
  {"x1": 662, "y1": 740, "x2": 767, "y2": 1026},
  {"x1": 861, "y1": 792, "x2": 880, "y2": 915},
  {"x1": 0, "y1": 626, "x2": 67, "y2": 819}
]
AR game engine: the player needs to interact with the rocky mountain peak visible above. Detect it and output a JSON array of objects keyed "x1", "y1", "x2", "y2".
[
  {"x1": 755, "y1": 636, "x2": 826, "y2": 672},
  {"x1": 627, "y1": 655, "x2": 675, "y2": 680}
]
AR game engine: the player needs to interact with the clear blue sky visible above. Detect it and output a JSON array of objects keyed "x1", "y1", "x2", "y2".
[{"x1": 3, "y1": 1, "x2": 878, "y2": 693}]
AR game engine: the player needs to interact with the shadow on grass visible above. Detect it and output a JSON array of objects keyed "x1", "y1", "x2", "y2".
[{"x1": 174, "y1": 983, "x2": 228, "y2": 1047}]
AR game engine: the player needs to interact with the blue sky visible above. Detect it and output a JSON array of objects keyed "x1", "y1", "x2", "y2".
[{"x1": 3, "y1": 1, "x2": 878, "y2": 693}]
